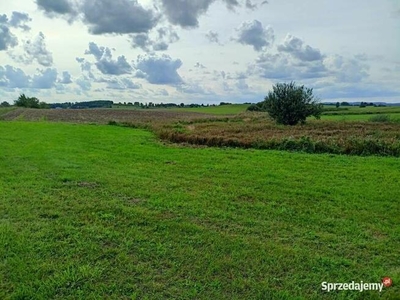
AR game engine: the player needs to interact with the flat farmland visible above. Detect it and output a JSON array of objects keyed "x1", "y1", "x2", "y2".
[
  {"x1": 0, "y1": 108, "x2": 215, "y2": 124},
  {"x1": 3, "y1": 107, "x2": 400, "y2": 156},
  {"x1": 0, "y1": 121, "x2": 399, "y2": 299}
]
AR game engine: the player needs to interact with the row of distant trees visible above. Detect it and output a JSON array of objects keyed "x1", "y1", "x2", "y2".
[
  {"x1": 0, "y1": 96, "x2": 238, "y2": 110},
  {"x1": 334, "y1": 101, "x2": 384, "y2": 108},
  {"x1": 0, "y1": 94, "x2": 49, "y2": 109},
  {"x1": 51, "y1": 100, "x2": 113, "y2": 109},
  {"x1": 14, "y1": 94, "x2": 49, "y2": 109},
  {"x1": 114, "y1": 101, "x2": 236, "y2": 109}
]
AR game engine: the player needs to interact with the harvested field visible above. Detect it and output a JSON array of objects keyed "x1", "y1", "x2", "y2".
[
  {"x1": 155, "y1": 114, "x2": 400, "y2": 156},
  {"x1": 0, "y1": 108, "x2": 216, "y2": 124}
]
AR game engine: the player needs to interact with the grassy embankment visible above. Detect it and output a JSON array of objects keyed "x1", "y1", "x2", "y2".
[{"x1": 0, "y1": 121, "x2": 399, "y2": 299}]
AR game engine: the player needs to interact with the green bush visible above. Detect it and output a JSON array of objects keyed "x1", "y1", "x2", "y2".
[
  {"x1": 262, "y1": 82, "x2": 323, "y2": 125},
  {"x1": 14, "y1": 94, "x2": 48, "y2": 109}
]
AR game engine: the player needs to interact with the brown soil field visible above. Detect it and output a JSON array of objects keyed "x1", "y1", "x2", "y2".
[{"x1": 0, "y1": 108, "x2": 216, "y2": 124}]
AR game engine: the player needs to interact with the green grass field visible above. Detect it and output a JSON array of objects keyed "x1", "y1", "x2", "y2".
[
  {"x1": 321, "y1": 113, "x2": 400, "y2": 122},
  {"x1": 1, "y1": 121, "x2": 399, "y2": 299},
  {"x1": 324, "y1": 106, "x2": 400, "y2": 114}
]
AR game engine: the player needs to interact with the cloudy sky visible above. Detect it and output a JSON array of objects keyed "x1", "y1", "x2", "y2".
[{"x1": 0, "y1": 0, "x2": 399, "y2": 104}]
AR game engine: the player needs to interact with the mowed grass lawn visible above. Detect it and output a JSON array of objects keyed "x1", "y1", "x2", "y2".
[{"x1": 0, "y1": 122, "x2": 399, "y2": 300}]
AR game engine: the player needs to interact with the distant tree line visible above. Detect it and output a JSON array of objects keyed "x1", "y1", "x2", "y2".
[
  {"x1": 113, "y1": 101, "x2": 226, "y2": 109},
  {"x1": 50, "y1": 100, "x2": 113, "y2": 109},
  {"x1": 115, "y1": 102, "x2": 187, "y2": 108},
  {"x1": 14, "y1": 94, "x2": 49, "y2": 109},
  {"x1": 331, "y1": 101, "x2": 386, "y2": 108},
  {"x1": 359, "y1": 102, "x2": 378, "y2": 108}
]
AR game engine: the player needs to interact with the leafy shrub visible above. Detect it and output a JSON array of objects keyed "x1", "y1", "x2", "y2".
[
  {"x1": 260, "y1": 82, "x2": 323, "y2": 125},
  {"x1": 14, "y1": 94, "x2": 49, "y2": 109}
]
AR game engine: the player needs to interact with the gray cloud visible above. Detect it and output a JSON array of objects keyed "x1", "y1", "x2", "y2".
[
  {"x1": 85, "y1": 42, "x2": 104, "y2": 60},
  {"x1": 9, "y1": 12, "x2": 32, "y2": 31},
  {"x1": 0, "y1": 65, "x2": 59, "y2": 89},
  {"x1": 75, "y1": 57, "x2": 95, "y2": 80},
  {"x1": 223, "y1": 81, "x2": 233, "y2": 92},
  {"x1": 36, "y1": 0, "x2": 159, "y2": 34},
  {"x1": 176, "y1": 82, "x2": 214, "y2": 94},
  {"x1": 194, "y1": 62, "x2": 206, "y2": 69},
  {"x1": 236, "y1": 78, "x2": 249, "y2": 90},
  {"x1": 23, "y1": 32, "x2": 53, "y2": 66},
  {"x1": 324, "y1": 55, "x2": 369, "y2": 83},
  {"x1": 121, "y1": 78, "x2": 141, "y2": 89},
  {"x1": 226, "y1": 72, "x2": 247, "y2": 80},
  {"x1": 97, "y1": 56, "x2": 131, "y2": 75},
  {"x1": 234, "y1": 20, "x2": 274, "y2": 51},
  {"x1": 160, "y1": 0, "x2": 242, "y2": 28},
  {"x1": 223, "y1": 0, "x2": 240, "y2": 10},
  {"x1": 0, "y1": 65, "x2": 30, "y2": 88},
  {"x1": 277, "y1": 34, "x2": 323, "y2": 61},
  {"x1": 160, "y1": 0, "x2": 214, "y2": 28},
  {"x1": 245, "y1": 0, "x2": 257, "y2": 10},
  {"x1": 85, "y1": 42, "x2": 132, "y2": 75},
  {"x1": 134, "y1": 54, "x2": 183, "y2": 84},
  {"x1": 131, "y1": 34, "x2": 151, "y2": 52},
  {"x1": 0, "y1": 15, "x2": 18, "y2": 51},
  {"x1": 76, "y1": 76, "x2": 92, "y2": 91},
  {"x1": 131, "y1": 27, "x2": 179, "y2": 52},
  {"x1": 59, "y1": 71, "x2": 72, "y2": 84},
  {"x1": 158, "y1": 27, "x2": 179, "y2": 42},
  {"x1": 34, "y1": 0, "x2": 265, "y2": 38},
  {"x1": 36, "y1": 0, "x2": 76, "y2": 18},
  {"x1": 82, "y1": 0, "x2": 158, "y2": 35},
  {"x1": 205, "y1": 31, "x2": 221, "y2": 44},
  {"x1": 101, "y1": 78, "x2": 142, "y2": 90},
  {"x1": 251, "y1": 52, "x2": 327, "y2": 80},
  {"x1": 250, "y1": 46, "x2": 368, "y2": 84},
  {"x1": 32, "y1": 68, "x2": 58, "y2": 89},
  {"x1": 153, "y1": 41, "x2": 168, "y2": 51}
]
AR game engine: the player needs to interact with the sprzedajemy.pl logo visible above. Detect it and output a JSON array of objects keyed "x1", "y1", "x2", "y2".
[{"x1": 321, "y1": 277, "x2": 393, "y2": 293}]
